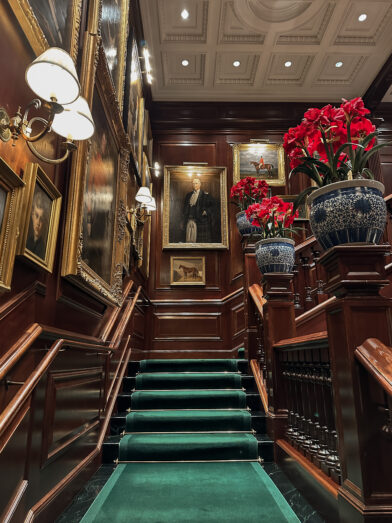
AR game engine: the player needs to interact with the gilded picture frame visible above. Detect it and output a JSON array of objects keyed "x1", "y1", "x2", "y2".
[
  {"x1": 17, "y1": 163, "x2": 62, "y2": 272},
  {"x1": 100, "y1": 0, "x2": 130, "y2": 111},
  {"x1": 233, "y1": 143, "x2": 286, "y2": 186},
  {"x1": 170, "y1": 256, "x2": 206, "y2": 286},
  {"x1": 8, "y1": 0, "x2": 83, "y2": 61},
  {"x1": 0, "y1": 157, "x2": 25, "y2": 293},
  {"x1": 126, "y1": 37, "x2": 143, "y2": 176},
  {"x1": 163, "y1": 165, "x2": 229, "y2": 250},
  {"x1": 61, "y1": 43, "x2": 130, "y2": 305}
]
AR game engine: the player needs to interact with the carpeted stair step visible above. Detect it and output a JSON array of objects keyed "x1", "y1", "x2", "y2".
[
  {"x1": 125, "y1": 409, "x2": 252, "y2": 432},
  {"x1": 80, "y1": 462, "x2": 299, "y2": 522},
  {"x1": 139, "y1": 359, "x2": 240, "y2": 373},
  {"x1": 130, "y1": 390, "x2": 247, "y2": 410},
  {"x1": 119, "y1": 433, "x2": 258, "y2": 461},
  {"x1": 135, "y1": 372, "x2": 243, "y2": 390}
]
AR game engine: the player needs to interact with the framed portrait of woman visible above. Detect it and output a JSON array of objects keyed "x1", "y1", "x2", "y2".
[
  {"x1": 0, "y1": 157, "x2": 25, "y2": 293},
  {"x1": 17, "y1": 163, "x2": 62, "y2": 272},
  {"x1": 8, "y1": 0, "x2": 83, "y2": 60},
  {"x1": 163, "y1": 165, "x2": 229, "y2": 250}
]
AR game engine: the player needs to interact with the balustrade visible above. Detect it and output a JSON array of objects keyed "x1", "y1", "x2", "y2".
[{"x1": 276, "y1": 336, "x2": 341, "y2": 484}]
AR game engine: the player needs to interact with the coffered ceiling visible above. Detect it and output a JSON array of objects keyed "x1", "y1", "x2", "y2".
[{"x1": 139, "y1": 0, "x2": 392, "y2": 103}]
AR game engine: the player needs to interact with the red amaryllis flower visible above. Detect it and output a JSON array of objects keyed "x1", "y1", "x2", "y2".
[
  {"x1": 340, "y1": 97, "x2": 370, "y2": 121},
  {"x1": 350, "y1": 118, "x2": 376, "y2": 150}
]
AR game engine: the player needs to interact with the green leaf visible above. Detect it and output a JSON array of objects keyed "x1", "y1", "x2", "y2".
[
  {"x1": 332, "y1": 142, "x2": 362, "y2": 175},
  {"x1": 358, "y1": 141, "x2": 392, "y2": 171},
  {"x1": 293, "y1": 187, "x2": 318, "y2": 214}
]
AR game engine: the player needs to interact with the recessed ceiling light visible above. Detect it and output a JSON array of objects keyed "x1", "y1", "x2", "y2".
[
  {"x1": 335, "y1": 61, "x2": 343, "y2": 68},
  {"x1": 233, "y1": 60, "x2": 240, "y2": 67},
  {"x1": 181, "y1": 59, "x2": 189, "y2": 67},
  {"x1": 181, "y1": 9, "x2": 189, "y2": 20},
  {"x1": 358, "y1": 13, "x2": 367, "y2": 22},
  {"x1": 284, "y1": 61, "x2": 292, "y2": 68}
]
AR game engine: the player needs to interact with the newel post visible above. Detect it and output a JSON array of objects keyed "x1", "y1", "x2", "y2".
[
  {"x1": 319, "y1": 245, "x2": 392, "y2": 523},
  {"x1": 262, "y1": 273, "x2": 296, "y2": 442}
]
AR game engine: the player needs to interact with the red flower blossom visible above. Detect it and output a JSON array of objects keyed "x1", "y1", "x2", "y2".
[{"x1": 340, "y1": 97, "x2": 370, "y2": 121}]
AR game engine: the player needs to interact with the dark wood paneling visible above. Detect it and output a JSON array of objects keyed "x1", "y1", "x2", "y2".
[
  {"x1": 231, "y1": 302, "x2": 245, "y2": 339},
  {"x1": 154, "y1": 312, "x2": 222, "y2": 341}
]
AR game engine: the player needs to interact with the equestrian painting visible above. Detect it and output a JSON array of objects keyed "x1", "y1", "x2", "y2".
[
  {"x1": 232, "y1": 143, "x2": 286, "y2": 186},
  {"x1": 170, "y1": 256, "x2": 206, "y2": 286}
]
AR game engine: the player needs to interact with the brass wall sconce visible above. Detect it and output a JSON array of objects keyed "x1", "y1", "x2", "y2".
[
  {"x1": 148, "y1": 162, "x2": 161, "y2": 177},
  {"x1": 127, "y1": 187, "x2": 156, "y2": 225},
  {"x1": 0, "y1": 47, "x2": 94, "y2": 164}
]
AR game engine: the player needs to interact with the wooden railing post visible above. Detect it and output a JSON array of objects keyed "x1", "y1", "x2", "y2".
[
  {"x1": 319, "y1": 244, "x2": 392, "y2": 522},
  {"x1": 262, "y1": 273, "x2": 296, "y2": 442}
]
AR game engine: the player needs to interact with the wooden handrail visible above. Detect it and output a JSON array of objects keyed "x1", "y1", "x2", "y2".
[
  {"x1": 355, "y1": 338, "x2": 392, "y2": 396},
  {"x1": 250, "y1": 359, "x2": 268, "y2": 412},
  {"x1": 249, "y1": 284, "x2": 266, "y2": 317},
  {"x1": 274, "y1": 331, "x2": 328, "y2": 350},
  {"x1": 110, "y1": 286, "x2": 141, "y2": 349},
  {"x1": 0, "y1": 323, "x2": 43, "y2": 381},
  {"x1": 100, "y1": 279, "x2": 134, "y2": 342},
  {"x1": 295, "y1": 296, "x2": 336, "y2": 326}
]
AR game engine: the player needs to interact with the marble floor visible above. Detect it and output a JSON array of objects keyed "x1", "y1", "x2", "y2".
[{"x1": 56, "y1": 462, "x2": 330, "y2": 522}]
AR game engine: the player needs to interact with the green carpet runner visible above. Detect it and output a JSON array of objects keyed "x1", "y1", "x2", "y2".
[{"x1": 81, "y1": 358, "x2": 299, "y2": 522}]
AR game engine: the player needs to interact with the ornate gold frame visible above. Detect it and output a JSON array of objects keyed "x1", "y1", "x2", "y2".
[
  {"x1": 0, "y1": 157, "x2": 25, "y2": 293},
  {"x1": 170, "y1": 256, "x2": 206, "y2": 286},
  {"x1": 8, "y1": 0, "x2": 83, "y2": 60},
  {"x1": 17, "y1": 163, "x2": 62, "y2": 272},
  {"x1": 61, "y1": 41, "x2": 130, "y2": 305},
  {"x1": 99, "y1": 0, "x2": 130, "y2": 111},
  {"x1": 232, "y1": 143, "x2": 286, "y2": 186},
  {"x1": 163, "y1": 165, "x2": 229, "y2": 250}
]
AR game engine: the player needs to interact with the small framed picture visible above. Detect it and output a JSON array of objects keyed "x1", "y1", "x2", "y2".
[
  {"x1": 170, "y1": 256, "x2": 206, "y2": 286},
  {"x1": 18, "y1": 163, "x2": 62, "y2": 272},
  {"x1": 277, "y1": 194, "x2": 309, "y2": 220},
  {"x1": 233, "y1": 143, "x2": 286, "y2": 186},
  {"x1": 0, "y1": 157, "x2": 25, "y2": 293}
]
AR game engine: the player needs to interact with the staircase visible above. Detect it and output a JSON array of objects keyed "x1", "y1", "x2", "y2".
[{"x1": 81, "y1": 357, "x2": 299, "y2": 522}]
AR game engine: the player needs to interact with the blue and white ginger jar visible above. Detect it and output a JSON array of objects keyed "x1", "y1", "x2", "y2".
[
  {"x1": 255, "y1": 238, "x2": 295, "y2": 274},
  {"x1": 307, "y1": 180, "x2": 386, "y2": 251},
  {"x1": 236, "y1": 211, "x2": 261, "y2": 236}
]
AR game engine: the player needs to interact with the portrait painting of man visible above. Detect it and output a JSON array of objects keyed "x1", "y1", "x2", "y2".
[
  {"x1": 26, "y1": 183, "x2": 51, "y2": 260},
  {"x1": 81, "y1": 88, "x2": 118, "y2": 284},
  {"x1": 232, "y1": 143, "x2": 286, "y2": 186},
  {"x1": 163, "y1": 166, "x2": 229, "y2": 249}
]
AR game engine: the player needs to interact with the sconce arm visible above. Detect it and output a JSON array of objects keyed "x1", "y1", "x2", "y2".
[
  {"x1": 19, "y1": 99, "x2": 63, "y2": 143},
  {"x1": 27, "y1": 139, "x2": 77, "y2": 165}
]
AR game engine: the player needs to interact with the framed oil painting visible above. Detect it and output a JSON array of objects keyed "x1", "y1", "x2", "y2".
[
  {"x1": 100, "y1": 0, "x2": 130, "y2": 110},
  {"x1": 61, "y1": 46, "x2": 129, "y2": 305},
  {"x1": 17, "y1": 163, "x2": 62, "y2": 272},
  {"x1": 170, "y1": 257, "x2": 205, "y2": 286},
  {"x1": 233, "y1": 143, "x2": 285, "y2": 186},
  {"x1": 163, "y1": 165, "x2": 229, "y2": 250},
  {"x1": 8, "y1": 0, "x2": 83, "y2": 60},
  {"x1": 278, "y1": 195, "x2": 309, "y2": 220},
  {"x1": 0, "y1": 157, "x2": 24, "y2": 293},
  {"x1": 126, "y1": 37, "x2": 143, "y2": 176}
]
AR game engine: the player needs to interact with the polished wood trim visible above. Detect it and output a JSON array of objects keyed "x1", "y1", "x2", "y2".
[
  {"x1": 250, "y1": 359, "x2": 268, "y2": 413},
  {"x1": 0, "y1": 323, "x2": 43, "y2": 380},
  {"x1": 276, "y1": 439, "x2": 339, "y2": 499},
  {"x1": 100, "y1": 280, "x2": 134, "y2": 342},
  {"x1": 248, "y1": 284, "x2": 266, "y2": 317},
  {"x1": 1, "y1": 479, "x2": 28, "y2": 523},
  {"x1": 295, "y1": 236, "x2": 318, "y2": 253},
  {"x1": 110, "y1": 285, "x2": 141, "y2": 349},
  {"x1": 355, "y1": 338, "x2": 392, "y2": 396},
  {"x1": 0, "y1": 281, "x2": 45, "y2": 321},
  {"x1": 150, "y1": 287, "x2": 244, "y2": 306},
  {"x1": 363, "y1": 53, "x2": 392, "y2": 112},
  {"x1": 295, "y1": 297, "x2": 336, "y2": 327},
  {"x1": 274, "y1": 331, "x2": 328, "y2": 350}
]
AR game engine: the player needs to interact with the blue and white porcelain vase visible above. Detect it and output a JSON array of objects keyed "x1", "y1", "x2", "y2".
[
  {"x1": 236, "y1": 211, "x2": 261, "y2": 236},
  {"x1": 255, "y1": 238, "x2": 295, "y2": 274},
  {"x1": 307, "y1": 179, "x2": 386, "y2": 251}
]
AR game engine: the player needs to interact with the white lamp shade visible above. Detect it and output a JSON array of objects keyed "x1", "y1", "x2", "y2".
[
  {"x1": 145, "y1": 197, "x2": 156, "y2": 211},
  {"x1": 26, "y1": 47, "x2": 80, "y2": 105},
  {"x1": 52, "y1": 96, "x2": 94, "y2": 140},
  {"x1": 135, "y1": 187, "x2": 152, "y2": 204}
]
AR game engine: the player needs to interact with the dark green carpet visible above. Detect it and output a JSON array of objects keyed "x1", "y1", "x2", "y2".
[
  {"x1": 139, "y1": 359, "x2": 240, "y2": 373},
  {"x1": 125, "y1": 409, "x2": 252, "y2": 432},
  {"x1": 81, "y1": 462, "x2": 299, "y2": 522},
  {"x1": 119, "y1": 433, "x2": 258, "y2": 461},
  {"x1": 131, "y1": 390, "x2": 247, "y2": 410},
  {"x1": 135, "y1": 372, "x2": 242, "y2": 390}
]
